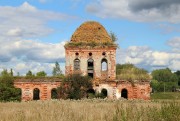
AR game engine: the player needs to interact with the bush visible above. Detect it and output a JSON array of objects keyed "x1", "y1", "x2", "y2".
[
  {"x1": 0, "y1": 69, "x2": 21, "y2": 102},
  {"x1": 57, "y1": 74, "x2": 93, "y2": 100}
]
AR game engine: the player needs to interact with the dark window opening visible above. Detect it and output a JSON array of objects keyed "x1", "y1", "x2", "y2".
[
  {"x1": 102, "y1": 52, "x2": 106, "y2": 56},
  {"x1": 88, "y1": 73, "x2": 93, "y2": 78},
  {"x1": 51, "y1": 88, "x2": 58, "y2": 99},
  {"x1": 121, "y1": 89, "x2": 128, "y2": 99},
  {"x1": 101, "y1": 88, "x2": 108, "y2": 98},
  {"x1": 74, "y1": 59, "x2": 80, "y2": 70},
  {"x1": 87, "y1": 58, "x2": 94, "y2": 78},
  {"x1": 89, "y1": 52, "x2": 92, "y2": 56},
  {"x1": 33, "y1": 88, "x2": 40, "y2": 100},
  {"x1": 75, "y1": 52, "x2": 79, "y2": 56},
  {"x1": 87, "y1": 89, "x2": 95, "y2": 98}
]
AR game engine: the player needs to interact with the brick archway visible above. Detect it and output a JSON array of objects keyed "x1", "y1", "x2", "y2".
[
  {"x1": 14, "y1": 79, "x2": 61, "y2": 101},
  {"x1": 121, "y1": 88, "x2": 128, "y2": 99}
]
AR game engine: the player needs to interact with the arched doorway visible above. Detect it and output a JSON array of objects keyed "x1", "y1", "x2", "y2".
[
  {"x1": 87, "y1": 89, "x2": 95, "y2": 98},
  {"x1": 87, "y1": 58, "x2": 94, "y2": 78},
  {"x1": 33, "y1": 88, "x2": 40, "y2": 100},
  {"x1": 51, "y1": 88, "x2": 58, "y2": 99},
  {"x1": 121, "y1": 89, "x2": 128, "y2": 99},
  {"x1": 101, "y1": 88, "x2": 108, "y2": 98}
]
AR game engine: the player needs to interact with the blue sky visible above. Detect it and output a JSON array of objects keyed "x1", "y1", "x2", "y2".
[{"x1": 0, "y1": 0, "x2": 180, "y2": 75}]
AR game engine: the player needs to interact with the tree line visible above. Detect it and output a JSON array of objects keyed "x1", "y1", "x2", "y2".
[
  {"x1": 151, "y1": 68, "x2": 180, "y2": 92},
  {"x1": 0, "y1": 63, "x2": 180, "y2": 101}
]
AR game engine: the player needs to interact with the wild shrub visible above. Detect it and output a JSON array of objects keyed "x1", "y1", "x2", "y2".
[
  {"x1": 57, "y1": 74, "x2": 93, "y2": 99},
  {"x1": 0, "y1": 69, "x2": 21, "y2": 102}
]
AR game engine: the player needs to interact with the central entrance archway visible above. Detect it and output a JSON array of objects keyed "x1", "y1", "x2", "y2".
[
  {"x1": 101, "y1": 88, "x2": 108, "y2": 98},
  {"x1": 121, "y1": 89, "x2": 128, "y2": 99}
]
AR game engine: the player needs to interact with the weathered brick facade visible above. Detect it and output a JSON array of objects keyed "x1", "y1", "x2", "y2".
[
  {"x1": 65, "y1": 47, "x2": 116, "y2": 80},
  {"x1": 65, "y1": 21, "x2": 151, "y2": 100},
  {"x1": 14, "y1": 79, "x2": 61, "y2": 101},
  {"x1": 14, "y1": 21, "x2": 151, "y2": 101}
]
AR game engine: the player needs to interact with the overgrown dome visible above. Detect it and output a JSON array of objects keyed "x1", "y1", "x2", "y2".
[{"x1": 70, "y1": 21, "x2": 112, "y2": 43}]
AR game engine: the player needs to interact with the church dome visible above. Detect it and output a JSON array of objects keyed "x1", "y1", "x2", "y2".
[{"x1": 70, "y1": 21, "x2": 112, "y2": 43}]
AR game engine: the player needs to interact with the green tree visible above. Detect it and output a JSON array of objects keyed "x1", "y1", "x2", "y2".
[
  {"x1": 57, "y1": 74, "x2": 92, "y2": 99},
  {"x1": 52, "y1": 61, "x2": 63, "y2": 77},
  {"x1": 0, "y1": 69, "x2": 13, "y2": 87},
  {"x1": 151, "y1": 68, "x2": 178, "y2": 92},
  {"x1": 10, "y1": 68, "x2": 13, "y2": 76},
  {"x1": 26, "y1": 70, "x2": 34, "y2": 77},
  {"x1": 151, "y1": 68, "x2": 178, "y2": 82},
  {"x1": 0, "y1": 69, "x2": 21, "y2": 102},
  {"x1": 174, "y1": 70, "x2": 180, "y2": 86},
  {"x1": 150, "y1": 80, "x2": 159, "y2": 92},
  {"x1": 36, "y1": 71, "x2": 47, "y2": 77}
]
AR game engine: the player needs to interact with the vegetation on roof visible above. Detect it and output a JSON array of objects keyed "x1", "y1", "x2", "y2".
[
  {"x1": 116, "y1": 64, "x2": 151, "y2": 83},
  {"x1": 14, "y1": 76, "x2": 64, "y2": 82},
  {"x1": 64, "y1": 41, "x2": 117, "y2": 48}
]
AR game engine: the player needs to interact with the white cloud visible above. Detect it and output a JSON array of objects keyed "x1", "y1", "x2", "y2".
[
  {"x1": 116, "y1": 37, "x2": 180, "y2": 72},
  {"x1": 169, "y1": 60, "x2": 180, "y2": 71},
  {"x1": 7, "y1": 28, "x2": 23, "y2": 36},
  {"x1": 86, "y1": 0, "x2": 180, "y2": 23},
  {"x1": 0, "y1": 2, "x2": 71, "y2": 75},
  {"x1": 0, "y1": 2, "x2": 72, "y2": 38},
  {"x1": 0, "y1": 61, "x2": 65, "y2": 76},
  {"x1": 167, "y1": 37, "x2": 180, "y2": 48}
]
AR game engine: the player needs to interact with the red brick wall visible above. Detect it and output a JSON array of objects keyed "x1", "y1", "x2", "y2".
[
  {"x1": 65, "y1": 46, "x2": 116, "y2": 80},
  {"x1": 117, "y1": 81, "x2": 151, "y2": 100},
  {"x1": 14, "y1": 81, "x2": 61, "y2": 101}
]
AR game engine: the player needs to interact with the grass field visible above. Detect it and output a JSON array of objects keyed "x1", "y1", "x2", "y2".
[
  {"x1": 0, "y1": 99, "x2": 180, "y2": 121},
  {"x1": 151, "y1": 92, "x2": 180, "y2": 100}
]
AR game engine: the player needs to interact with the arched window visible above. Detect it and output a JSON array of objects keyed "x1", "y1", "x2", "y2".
[
  {"x1": 33, "y1": 88, "x2": 40, "y2": 100},
  {"x1": 74, "y1": 59, "x2": 80, "y2": 70},
  {"x1": 101, "y1": 58, "x2": 108, "y2": 71},
  {"x1": 51, "y1": 88, "x2": 58, "y2": 99},
  {"x1": 87, "y1": 58, "x2": 94, "y2": 78},
  {"x1": 101, "y1": 88, "x2": 108, "y2": 98},
  {"x1": 121, "y1": 89, "x2": 128, "y2": 99}
]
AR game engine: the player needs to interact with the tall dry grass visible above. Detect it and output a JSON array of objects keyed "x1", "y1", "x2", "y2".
[{"x1": 0, "y1": 99, "x2": 180, "y2": 121}]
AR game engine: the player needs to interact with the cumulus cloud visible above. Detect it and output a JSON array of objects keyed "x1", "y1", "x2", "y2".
[
  {"x1": 0, "y1": 2, "x2": 71, "y2": 75},
  {"x1": 117, "y1": 37, "x2": 180, "y2": 71},
  {"x1": 0, "y1": 2, "x2": 72, "y2": 38},
  {"x1": 0, "y1": 39, "x2": 65, "y2": 62},
  {"x1": 168, "y1": 37, "x2": 180, "y2": 50},
  {"x1": 0, "y1": 61, "x2": 65, "y2": 76},
  {"x1": 86, "y1": 0, "x2": 180, "y2": 23}
]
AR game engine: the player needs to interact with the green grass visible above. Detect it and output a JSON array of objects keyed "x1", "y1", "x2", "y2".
[{"x1": 151, "y1": 92, "x2": 180, "y2": 100}]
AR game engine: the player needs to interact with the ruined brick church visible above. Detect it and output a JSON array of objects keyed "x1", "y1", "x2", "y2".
[{"x1": 14, "y1": 21, "x2": 151, "y2": 101}]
